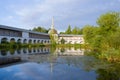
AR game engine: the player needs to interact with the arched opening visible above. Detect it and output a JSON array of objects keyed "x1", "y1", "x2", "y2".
[
  {"x1": 23, "y1": 39, "x2": 27, "y2": 44},
  {"x1": 23, "y1": 48, "x2": 27, "y2": 54},
  {"x1": 17, "y1": 49, "x2": 21, "y2": 54},
  {"x1": 44, "y1": 48, "x2": 46, "y2": 52},
  {"x1": 37, "y1": 40, "x2": 40, "y2": 43},
  {"x1": 48, "y1": 40, "x2": 49, "y2": 44},
  {"x1": 1, "y1": 38, "x2": 8, "y2": 44},
  {"x1": 33, "y1": 40, "x2": 36, "y2": 44},
  {"x1": 37, "y1": 49, "x2": 40, "y2": 52},
  {"x1": 29, "y1": 39, "x2": 32, "y2": 44},
  {"x1": 44, "y1": 40, "x2": 46, "y2": 44},
  {"x1": 17, "y1": 39, "x2": 21, "y2": 43},
  {"x1": 41, "y1": 48, "x2": 43, "y2": 52},
  {"x1": 33, "y1": 48, "x2": 36, "y2": 53},
  {"x1": 41, "y1": 40, "x2": 43, "y2": 44},
  {"x1": 10, "y1": 38, "x2": 15, "y2": 43},
  {"x1": 28, "y1": 49, "x2": 32, "y2": 53}
]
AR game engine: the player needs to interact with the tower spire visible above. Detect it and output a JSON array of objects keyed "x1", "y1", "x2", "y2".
[{"x1": 51, "y1": 17, "x2": 54, "y2": 29}]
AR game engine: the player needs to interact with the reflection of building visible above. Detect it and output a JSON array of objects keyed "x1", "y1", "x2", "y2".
[
  {"x1": 0, "y1": 47, "x2": 50, "y2": 60},
  {"x1": 48, "y1": 18, "x2": 84, "y2": 44},
  {"x1": 57, "y1": 48, "x2": 84, "y2": 56}
]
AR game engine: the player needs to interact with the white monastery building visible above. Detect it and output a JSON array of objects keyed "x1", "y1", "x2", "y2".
[
  {"x1": 0, "y1": 18, "x2": 84, "y2": 44},
  {"x1": 48, "y1": 18, "x2": 84, "y2": 44}
]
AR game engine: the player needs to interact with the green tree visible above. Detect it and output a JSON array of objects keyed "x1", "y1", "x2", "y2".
[
  {"x1": 32, "y1": 26, "x2": 48, "y2": 33},
  {"x1": 72, "y1": 27, "x2": 78, "y2": 34},
  {"x1": 78, "y1": 28, "x2": 83, "y2": 34},
  {"x1": 82, "y1": 25, "x2": 98, "y2": 43},
  {"x1": 60, "y1": 32, "x2": 65, "y2": 34},
  {"x1": 65, "y1": 25, "x2": 72, "y2": 34},
  {"x1": 97, "y1": 12, "x2": 120, "y2": 36}
]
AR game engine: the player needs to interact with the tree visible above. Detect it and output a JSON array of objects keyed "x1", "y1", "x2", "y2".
[
  {"x1": 78, "y1": 28, "x2": 83, "y2": 34},
  {"x1": 60, "y1": 32, "x2": 65, "y2": 34},
  {"x1": 82, "y1": 25, "x2": 98, "y2": 43},
  {"x1": 72, "y1": 27, "x2": 78, "y2": 34},
  {"x1": 32, "y1": 26, "x2": 48, "y2": 33},
  {"x1": 97, "y1": 12, "x2": 120, "y2": 36},
  {"x1": 65, "y1": 25, "x2": 72, "y2": 34}
]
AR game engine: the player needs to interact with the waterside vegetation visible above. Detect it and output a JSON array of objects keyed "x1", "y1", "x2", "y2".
[{"x1": 83, "y1": 12, "x2": 120, "y2": 62}]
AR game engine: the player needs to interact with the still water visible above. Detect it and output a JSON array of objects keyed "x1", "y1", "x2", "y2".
[{"x1": 0, "y1": 47, "x2": 120, "y2": 80}]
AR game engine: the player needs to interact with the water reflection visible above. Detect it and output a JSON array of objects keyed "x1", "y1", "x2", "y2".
[
  {"x1": 57, "y1": 47, "x2": 84, "y2": 56},
  {"x1": 0, "y1": 47, "x2": 120, "y2": 80},
  {"x1": 0, "y1": 47, "x2": 84, "y2": 59},
  {"x1": 0, "y1": 47, "x2": 50, "y2": 58}
]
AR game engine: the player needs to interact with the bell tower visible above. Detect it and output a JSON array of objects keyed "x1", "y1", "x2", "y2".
[{"x1": 51, "y1": 17, "x2": 54, "y2": 29}]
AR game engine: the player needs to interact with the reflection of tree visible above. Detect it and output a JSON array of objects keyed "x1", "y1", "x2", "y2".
[
  {"x1": 50, "y1": 46, "x2": 56, "y2": 54},
  {"x1": 81, "y1": 56, "x2": 120, "y2": 80},
  {"x1": 60, "y1": 48, "x2": 65, "y2": 53},
  {"x1": 10, "y1": 49, "x2": 15, "y2": 55},
  {"x1": 96, "y1": 64, "x2": 120, "y2": 80}
]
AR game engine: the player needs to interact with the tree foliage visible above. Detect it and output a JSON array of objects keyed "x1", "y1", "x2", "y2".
[
  {"x1": 83, "y1": 12, "x2": 120, "y2": 62},
  {"x1": 65, "y1": 25, "x2": 72, "y2": 34},
  {"x1": 83, "y1": 25, "x2": 98, "y2": 43},
  {"x1": 97, "y1": 12, "x2": 120, "y2": 35},
  {"x1": 32, "y1": 26, "x2": 48, "y2": 33},
  {"x1": 61, "y1": 25, "x2": 83, "y2": 35}
]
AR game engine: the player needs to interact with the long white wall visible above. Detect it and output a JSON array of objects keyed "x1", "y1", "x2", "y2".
[
  {"x1": 22, "y1": 32, "x2": 29, "y2": 38},
  {"x1": 58, "y1": 35, "x2": 84, "y2": 44},
  {"x1": 0, "y1": 27, "x2": 51, "y2": 44}
]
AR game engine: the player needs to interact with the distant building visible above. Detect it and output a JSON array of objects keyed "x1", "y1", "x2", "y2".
[
  {"x1": 0, "y1": 18, "x2": 84, "y2": 44},
  {"x1": 48, "y1": 18, "x2": 84, "y2": 44}
]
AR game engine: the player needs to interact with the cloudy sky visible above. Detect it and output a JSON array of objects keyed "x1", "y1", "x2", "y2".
[{"x1": 0, "y1": 0, "x2": 120, "y2": 32}]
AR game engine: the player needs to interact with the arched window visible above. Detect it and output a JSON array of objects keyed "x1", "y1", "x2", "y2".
[
  {"x1": 1, "y1": 38, "x2": 8, "y2": 43},
  {"x1": 10, "y1": 38, "x2": 15, "y2": 43},
  {"x1": 29, "y1": 39, "x2": 32, "y2": 44},
  {"x1": 17, "y1": 39, "x2": 21, "y2": 43},
  {"x1": 23, "y1": 39, "x2": 27, "y2": 43}
]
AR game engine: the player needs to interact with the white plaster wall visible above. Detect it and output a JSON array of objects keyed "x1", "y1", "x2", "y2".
[{"x1": 22, "y1": 32, "x2": 29, "y2": 38}]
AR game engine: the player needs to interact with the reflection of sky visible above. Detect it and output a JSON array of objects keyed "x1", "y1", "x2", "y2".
[{"x1": 0, "y1": 59, "x2": 97, "y2": 80}]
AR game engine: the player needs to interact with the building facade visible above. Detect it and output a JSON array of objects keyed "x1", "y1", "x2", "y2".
[
  {"x1": 0, "y1": 18, "x2": 84, "y2": 44},
  {"x1": 0, "y1": 25, "x2": 50, "y2": 44},
  {"x1": 58, "y1": 34, "x2": 84, "y2": 44},
  {"x1": 48, "y1": 18, "x2": 84, "y2": 44}
]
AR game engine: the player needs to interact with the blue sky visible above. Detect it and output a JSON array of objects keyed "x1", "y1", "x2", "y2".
[{"x1": 0, "y1": 0, "x2": 120, "y2": 32}]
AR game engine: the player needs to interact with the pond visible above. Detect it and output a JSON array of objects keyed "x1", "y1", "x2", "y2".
[{"x1": 0, "y1": 47, "x2": 120, "y2": 80}]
